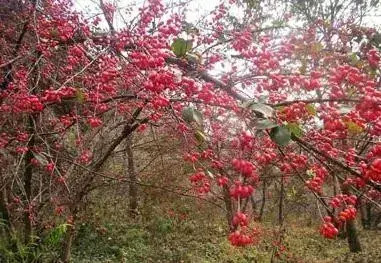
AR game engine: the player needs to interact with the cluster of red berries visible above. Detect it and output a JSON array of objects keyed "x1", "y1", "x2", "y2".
[
  {"x1": 16, "y1": 146, "x2": 28, "y2": 154},
  {"x1": 319, "y1": 216, "x2": 339, "y2": 239},
  {"x1": 201, "y1": 149, "x2": 214, "y2": 159},
  {"x1": 229, "y1": 181, "x2": 254, "y2": 199},
  {"x1": 41, "y1": 87, "x2": 76, "y2": 103},
  {"x1": 329, "y1": 194, "x2": 357, "y2": 208},
  {"x1": 279, "y1": 102, "x2": 310, "y2": 121},
  {"x1": 138, "y1": 0, "x2": 165, "y2": 30},
  {"x1": 288, "y1": 153, "x2": 308, "y2": 169},
  {"x1": 343, "y1": 177, "x2": 366, "y2": 188},
  {"x1": 228, "y1": 229, "x2": 254, "y2": 246},
  {"x1": 338, "y1": 206, "x2": 357, "y2": 222},
  {"x1": 88, "y1": 117, "x2": 103, "y2": 128},
  {"x1": 183, "y1": 152, "x2": 200, "y2": 163},
  {"x1": 357, "y1": 92, "x2": 381, "y2": 122},
  {"x1": 198, "y1": 83, "x2": 216, "y2": 104},
  {"x1": 143, "y1": 71, "x2": 175, "y2": 93},
  {"x1": 230, "y1": 132, "x2": 255, "y2": 150},
  {"x1": 254, "y1": 150, "x2": 277, "y2": 165},
  {"x1": 363, "y1": 158, "x2": 381, "y2": 182},
  {"x1": 305, "y1": 165, "x2": 328, "y2": 193},
  {"x1": 306, "y1": 177, "x2": 324, "y2": 193},
  {"x1": 181, "y1": 78, "x2": 199, "y2": 97},
  {"x1": 78, "y1": 150, "x2": 92, "y2": 164},
  {"x1": 232, "y1": 159, "x2": 256, "y2": 177},
  {"x1": 217, "y1": 176, "x2": 229, "y2": 186},
  {"x1": 212, "y1": 159, "x2": 224, "y2": 169},
  {"x1": 189, "y1": 171, "x2": 210, "y2": 194},
  {"x1": 367, "y1": 49, "x2": 380, "y2": 68},
  {"x1": 12, "y1": 95, "x2": 44, "y2": 113},
  {"x1": 324, "y1": 118, "x2": 346, "y2": 132},
  {"x1": 239, "y1": 132, "x2": 255, "y2": 150},
  {"x1": 151, "y1": 96, "x2": 169, "y2": 109},
  {"x1": 329, "y1": 65, "x2": 365, "y2": 86},
  {"x1": 131, "y1": 51, "x2": 166, "y2": 70},
  {"x1": 157, "y1": 15, "x2": 182, "y2": 38},
  {"x1": 45, "y1": 162, "x2": 55, "y2": 174},
  {"x1": 232, "y1": 212, "x2": 249, "y2": 227},
  {"x1": 328, "y1": 194, "x2": 357, "y2": 224},
  {"x1": 232, "y1": 30, "x2": 253, "y2": 52}
]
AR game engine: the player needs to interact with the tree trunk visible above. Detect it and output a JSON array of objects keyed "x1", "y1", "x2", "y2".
[
  {"x1": 24, "y1": 115, "x2": 34, "y2": 244},
  {"x1": 222, "y1": 184, "x2": 233, "y2": 230},
  {"x1": 259, "y1": 179, "x2": 267, "y2": 221},
  {"x1": 366, "y1": 202, "x2": 372, "y2": 229},
  {"x1": 126, "y1": 135, "x2": 138, "y2": 217},
  {"x1": 278, "y1": 175, "x2": 284, "y2": 225},
  {"x1": 341, "y1": 185, "x2": 362, "y2": 252},
  {"x1": 61, "y1": 223, "x2": 75, "y2": 263},
  {"x1": 359, "y1": 200, "x2": 367, "y2": 229},
  {"x1": 346, "y1": 220, "x2": 362, "y2": 252},
  {"x1": 0, "y1": 183, "x2": 12, "y2": 238}
]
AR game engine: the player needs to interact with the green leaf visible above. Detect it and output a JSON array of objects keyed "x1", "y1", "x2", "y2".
[
  {"x1": 255, "y1": 119, "x2": 278, "y2": 130},
  {"x1": 311, "y1": 42, "x2": 323, "y2": 53},
  {"x1": 344, "y1": 120, "x2": 363, "y2": 135},
  {"x1": 76, "y1": 88, "x2": 85, "y2": 104},
  {"x1": 270, "y1": 125, "x2": 291, "y2": 146},
  {"x1": 349, "y1": 52, "x2": 360, "y2": 66},
  {"x1": 339, "y1": 105, "x2": 353, "y2": 114},
  {"x1": 206, "y1": 170, "x2": 214, "y2": 179},
  {"x1": 44, "y1": 224, "x2": 69, "y2": 246},
  {"x1": 192, "y1": 110, "x2": 203, "y2": 126},
  {"x1": 171, "y1": 38, "x2": 193, "y2": 57},
  {"x1": 305, "y1": 104, "x2": 316, "y2": 116},
  {"x1": 33, "y1": 152, "x2": 48, "y2": 165},
  {"x1": 242, "y1": 102, "x2": 274, "y2": 118},
  {"x1": 257, "y1": 95, "x2": 268, "y2": 103},
  {"x1": 182, "y1": 107, "x2": 203, "y2": 125},
  {"x1": 306, "y1": 169, "x2": 315, "y2": 178},
  {"x1": 272, "y1": 19, "x2": 285, "y2": 27},
  {"x1": 194, "y1": 130, "x2": 207, "y2": 143},
  {"x1": 286, "y1": 122, "x2": 303, "y2": 137},
  {"x1": 185, "y1": 53, "x2": 201, "y2": 64}
]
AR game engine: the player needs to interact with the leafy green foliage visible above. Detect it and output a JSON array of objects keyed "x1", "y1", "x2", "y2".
[
  {"x1": 182, "y1": 107, "x2": 203, "y2": 125},
  {"x1": 255, "y1": 119, "x2": 278, "y2": 130},
  {"x1": 270, "y1": 125, "x2": 291, "y2": 146},
  {"x1": 194, "y1": 129, "x2": 207, "y2": 144},
  {"x1": 242, "y1": 102, "x2": 274, "y2": 118},
  {"x1": 286, "y1": 122, "x2": 303, "y2": 137},
  {"x1": 171, "y1": 38, "x2": 193, "y2": 57},
  {"x1": 44, "y1": 223, "x2": 69, "y2": 247},
  {"x1": 305, "y1": 104, "x2": 317, "y2": 116}
]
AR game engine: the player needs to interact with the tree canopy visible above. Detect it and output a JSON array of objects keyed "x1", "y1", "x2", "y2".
[{"x1": 0, "y1": 0, "x2": 380, "y2": 262}]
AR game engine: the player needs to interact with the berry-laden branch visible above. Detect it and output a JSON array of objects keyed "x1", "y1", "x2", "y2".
[
  {"x1": 165, "y1": 57, "x2": 248, "y2": 101},
  {"x1": 76, "y1": 108, "x2": 149, "y2": 203},
  {"x1": 0, "y1": 0, "x2": 38, "y2": 91},
  {"x1": 291, "y1": 134, "x2": 381, "y2": 191}
]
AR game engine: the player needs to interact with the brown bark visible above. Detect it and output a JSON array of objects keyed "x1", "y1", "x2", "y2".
[
  {"x1": 0, "y1": 181, "x2": 12, "y2": 238},
  {"x1": 346, "y1": 219, "x2": 362, "y2": 252},
  {"x1": 278, "y1": 175, "x2": 285, "y2": 225},
  {"x1": 23, "y1": 116, "x2": 34, "y2": 244},
  {"x1": 126, "y1": 135, "x2": 138, "y2": 217},
  {"x1": 259, "y1": 179, "x2": 267, "y2": 221},
  {"x1": 341, "y1": 186, "x2": 362, "y2": 252},
  {"x1": 60, "y1": 112, "x2": 148, "y2": 261},
  {"x1": 222, "y1": 185, "x2": 233, "y2": 230},
  {"x1": 366, "y1": 202, "x2": 372, "y2": 228},
  {"x1": 359, "y1": 198, "x2": 367, "y2": 229},
  {"x1": 61, "y1": 222, "x2": 75, "y2": 263}
]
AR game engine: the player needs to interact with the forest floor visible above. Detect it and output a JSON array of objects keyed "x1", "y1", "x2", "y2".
[{"x1": 70, "y1": 217, "x2": 381, "y2": 263}]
